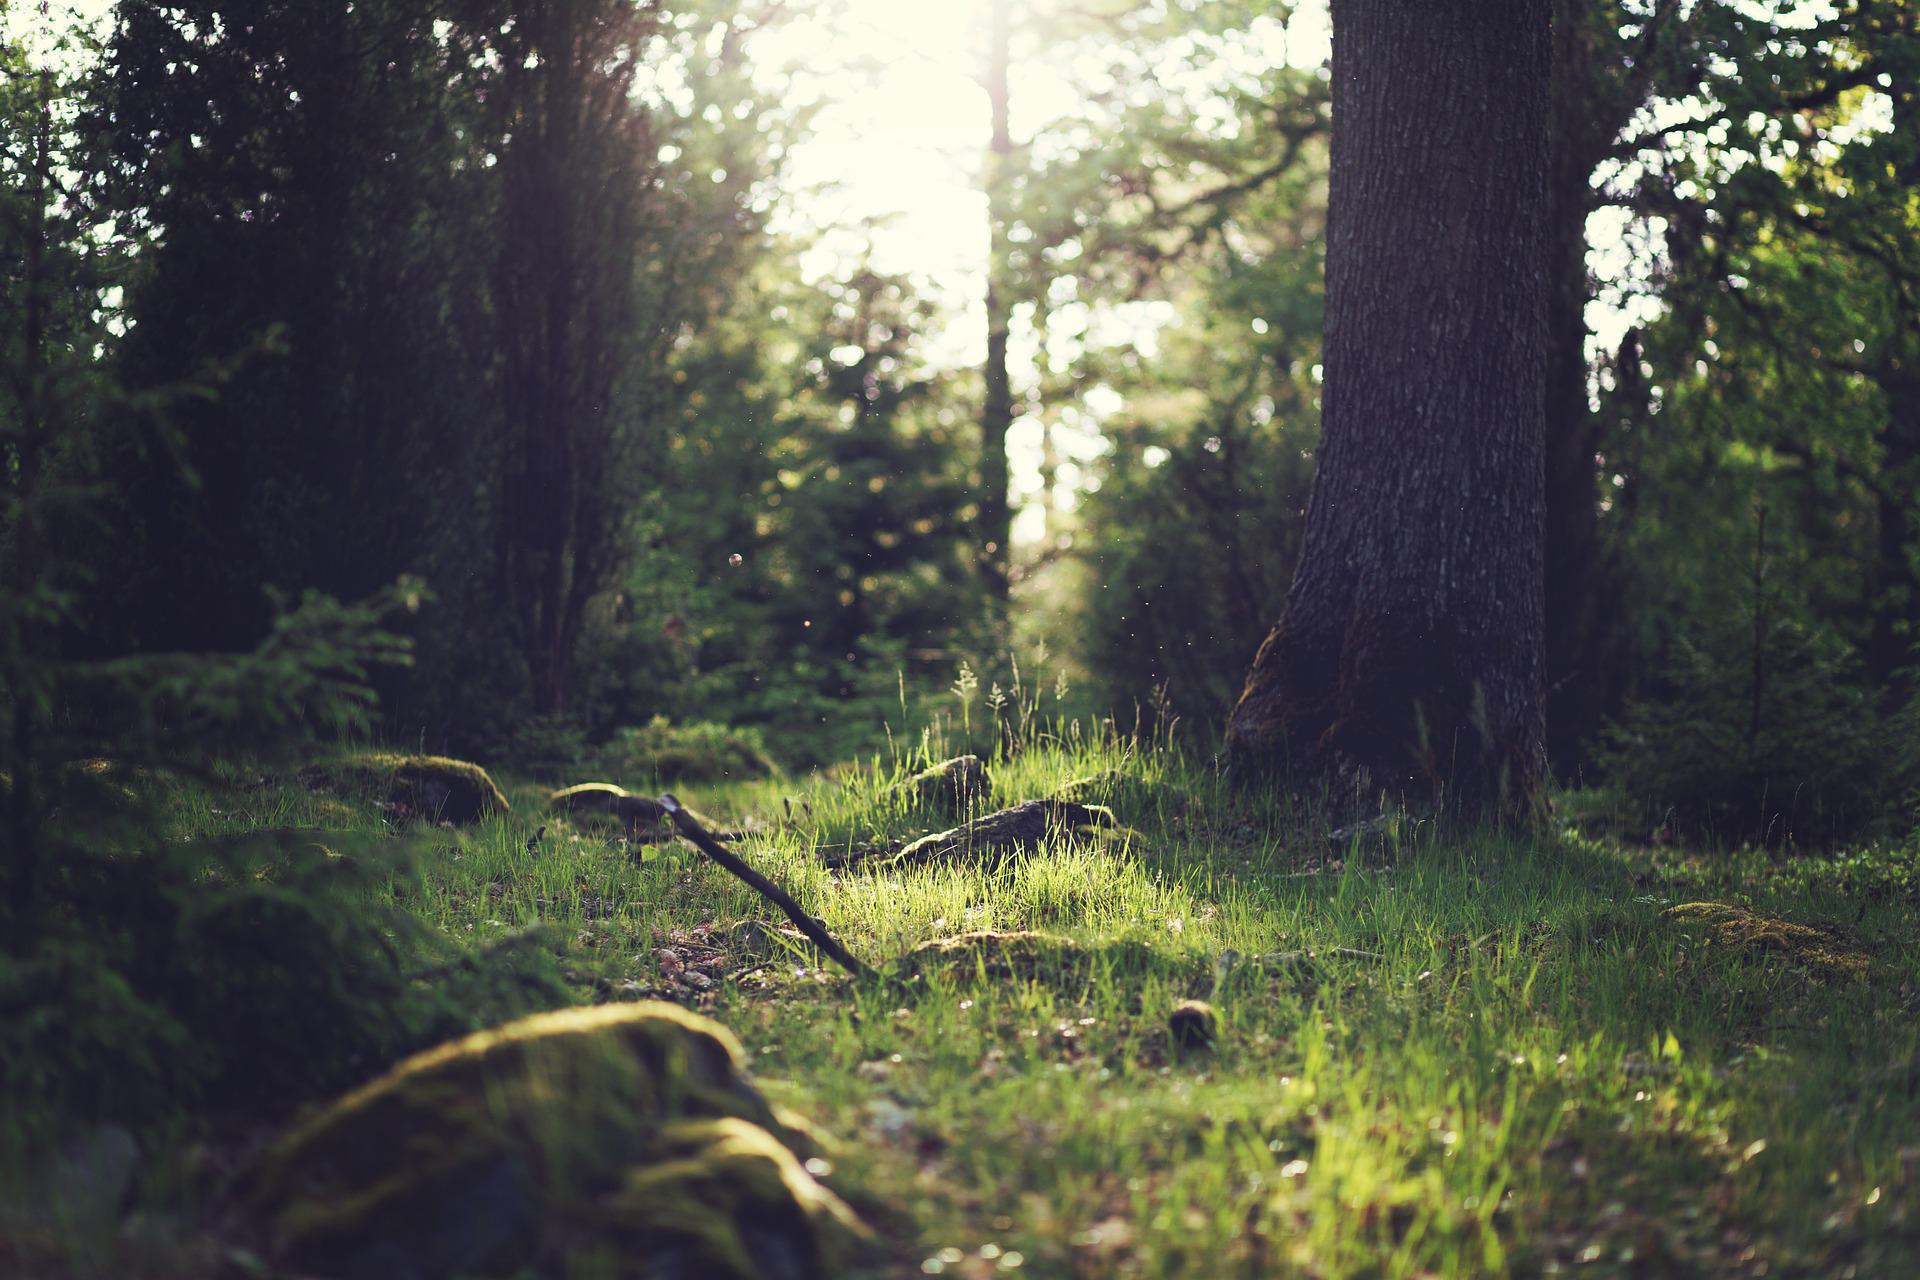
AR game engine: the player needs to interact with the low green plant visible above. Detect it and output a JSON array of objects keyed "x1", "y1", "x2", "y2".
[
  {"x1": 1595, "y1": 620, "x2": 1918, "y2": 845},
  {"x1": 595, "y1": 716, "x2": 779, "y2": 784}
]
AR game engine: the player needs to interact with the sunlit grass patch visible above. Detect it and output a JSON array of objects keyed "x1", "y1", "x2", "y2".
[{"x1": 87, "y1": 732, "x2": 1920, "y2": 1278}]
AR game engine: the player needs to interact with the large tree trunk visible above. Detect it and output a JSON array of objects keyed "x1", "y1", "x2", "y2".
[{"x1": 1225, "y1": 0, "x2": 1551, "y2": 821}]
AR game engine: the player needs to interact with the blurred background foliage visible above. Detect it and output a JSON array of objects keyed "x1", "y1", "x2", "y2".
[{"x1": 4, "y1": 0, "x2": 1919, "y2": 840}]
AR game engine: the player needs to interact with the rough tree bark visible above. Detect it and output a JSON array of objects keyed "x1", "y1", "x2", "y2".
[{"x1": 1225, "y1": 0, "x2": 1551, "y2": 822}]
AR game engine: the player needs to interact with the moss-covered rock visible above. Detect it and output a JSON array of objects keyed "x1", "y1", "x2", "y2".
[
  {"x1": 547, "y1": 784, "x2": 739, "y2": 843},
  {"x1": 548, "y1": 783, "x2": 672, "y2": 834},
  {"x1": 576, "y1": 1117, "x2": 865, "y2": 1280},
  {"x1": 884, "y1": 799, "x2": 1125, "y2": 869},
  {"x1": 887, "y1": 756, "x2": 992, "y2": 817},
  {"x1": 1663, "y1": 901, "x2": 1870, "y2": 977},
  {"x1": 305, "y1": 753, "x2": 509, "y2": 824},
  {"x1": 250, "y1": 1003, "x2": 861, "y2": 1279}
]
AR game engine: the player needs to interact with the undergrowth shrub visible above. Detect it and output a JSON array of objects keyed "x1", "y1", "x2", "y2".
[
  {"x1": 0, "y1": 63, "x2": 570, "y2": 1182},
  {"x1": 596, "y1": 716, "x2": 778, "y2": 783},
  {"x1": 500, "y1": 714, "x2": 594, "y2": 784},
  {"x1": 1597, "y1": 621, "x2": 1919, "y2": 845},
  {"x1": 0, "y1": 824, "x2": 572, "y2": 1151}
]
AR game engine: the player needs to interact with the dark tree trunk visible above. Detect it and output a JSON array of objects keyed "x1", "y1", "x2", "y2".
[
  {"x1": 1225, "y1": 0, "x2": 1551, "y2": 821},
  {"x1": 1869, "y1": 377, "x2": 1920, "y2": 691},
  {"x1": 490, "y1": 0, "x2": 652, "y2": 718}
]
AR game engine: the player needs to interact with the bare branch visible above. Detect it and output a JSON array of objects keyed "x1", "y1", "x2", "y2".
[{"x1": 659, "y1": 794, "x2": 872, "y2": 978}]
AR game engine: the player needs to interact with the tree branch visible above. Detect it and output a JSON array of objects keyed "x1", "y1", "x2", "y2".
[{"x1": 659, "y1": 794, "x2": 871, "y2": 978}]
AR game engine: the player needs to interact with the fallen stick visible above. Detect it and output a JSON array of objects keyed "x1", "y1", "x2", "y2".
[{"x1": 659, "y1": 793, "x2": 871, "y2": 979}]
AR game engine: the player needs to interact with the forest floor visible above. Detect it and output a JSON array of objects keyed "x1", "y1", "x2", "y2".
[{"x1": 80, "y1": 739, "x2": 1920, "y2": 1276}]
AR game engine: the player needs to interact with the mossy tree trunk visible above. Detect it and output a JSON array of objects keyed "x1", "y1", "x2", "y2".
[{"x1": 1225, "y1": 0, "x2": 1551, "y2": 822}]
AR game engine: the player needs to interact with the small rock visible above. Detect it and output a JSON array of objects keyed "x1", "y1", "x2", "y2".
[
  {"x1": 550, "y1": 782, "x2": 673, "y2": 835},
  {"x1": 305, "y1": 753, "x2": 509, "y2": 824},
  {"x1": 864, "y1": 1097, "x2": 914, "y2": 1142},
  {"x1": 1168, "y1": 999, "x2": 1218, "y2": 1053},
  {"x1": 52, "y1": 1124, "x2": 139, "y2": 1221}
]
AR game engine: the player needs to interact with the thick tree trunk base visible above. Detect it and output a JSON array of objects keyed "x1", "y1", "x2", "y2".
[
  {"x1": 1223, "y1": 0, "x2": 1551, "y2": 826},
  {"x1": 1226, "y1": 615, "x2": 1544, "y2": 825}
]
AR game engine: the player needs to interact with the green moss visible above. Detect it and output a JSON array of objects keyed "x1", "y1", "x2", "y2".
[
  {"x1": 584, "y1": 1118, "x2": 866, "y2": 1279},
  {"x1": 251, "y1": 1004, "x2": 858, "y2": 1278},
  {"x1": 548, "y1": 782, "x2": 669, "y2": 834},
  {"x1": 307, "y1": 753, "x2": 509, "y2": 824},
  {"x1": 1663, "y1": 901, "x2": 1871, "y2": 977},
  {"x1": 885, "y1": 799, "x2": 1128, "y2": 870}
]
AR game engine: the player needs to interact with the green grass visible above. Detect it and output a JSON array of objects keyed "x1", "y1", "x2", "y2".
[{"x1": 129, "y1": 739, "x2": 1920, "y2": 1275}]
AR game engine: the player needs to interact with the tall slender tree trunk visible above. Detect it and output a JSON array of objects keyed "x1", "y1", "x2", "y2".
[
  {"x1": 5, "y1": 65, "x2": 54, "y2": 949},
  {"x1": 979, "y1": 0, "x2": 1014, "y2": 603},
  {"x1": 1225, "y1": 0, "x2": 1551, "y2": 822},
  {"x1": 491, "y1": 0, "x2": 650, "y2": 718},
  {"x1": 1870, "y1": 381, "x2": 1919, "y2": 691}
]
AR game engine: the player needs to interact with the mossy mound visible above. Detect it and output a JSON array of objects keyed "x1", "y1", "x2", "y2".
[
  {"x1": 1663, "y1": 902, "x2": 1870, "y2": 978},
  {"x1": 13, "y1": 756, "x2": 151, "y2": 821},
  {"x1": 887, "y1": 756, "x2": 992, "y2": 817},
  {"x1": 886, "y1": 799, "x2": 1126, "y2": 869},
  {"x1": 547, "y1": 784, "x2": 737, "y2": 843},
  {"x1": 306, "y1": 753, "x2": 508, "y2": 825},
  {"x1": 578, "y1": 1117, "x2": 863, "y2": 1279},
  {"x1": 548, "y1": 783, "x2": 672, "y2": 834},
  {"x1": 250, "y1": 1003, "x2": 861, "y2": 1279},
  {"x1": 894, "y1": 930, "x2": 1200, "y2": 988}
]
